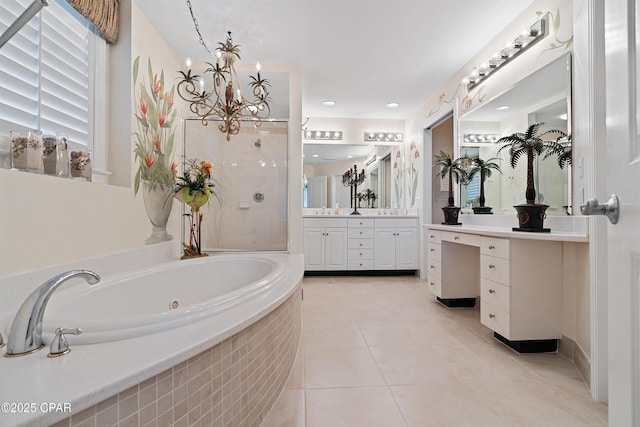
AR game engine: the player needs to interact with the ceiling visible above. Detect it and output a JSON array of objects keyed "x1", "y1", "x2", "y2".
[{"x1": 135, "y1": 0, "x2": 535, "y2": 121}]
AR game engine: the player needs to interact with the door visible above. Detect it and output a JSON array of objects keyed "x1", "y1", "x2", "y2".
[
  {"x1": 324, "y1": 228, "x2": 348, "y2": 270},
  {"x1": 303, "y1": 227, "x2": 325, "y2": 270},
  {"x1": 374, "y1": 228, "x2": 396, "y2": 269},
  {"x1": 306, "y1": 175, "x2": 327, "y2": 208},
  {"x1": 603, "y1": 1, "x2": 640, "y2": 424},
  {"x1": 395, "y1": 228, "x2": 418, "y2": 269}
]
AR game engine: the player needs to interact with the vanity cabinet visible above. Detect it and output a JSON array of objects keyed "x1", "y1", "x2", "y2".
[
  {"x1": 374, "y1": 218, "x2": 418, "y2": 270},
  {"x1": 303, "y1": 216, "x2": 418, "y2": 272},
  {"x1": 426, "y1": 226, "x2": 565, "y2": 351},
  {"x1": 303, "y1": 218, "x2": 348, "y2": 271},
  {"x1": 426, "y1": 230, "x2": 478, "y2": 307}
]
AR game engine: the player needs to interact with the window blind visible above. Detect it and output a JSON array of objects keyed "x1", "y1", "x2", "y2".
[{"x1": 0, "y1": 0, "x2": 92, "y2": 147}]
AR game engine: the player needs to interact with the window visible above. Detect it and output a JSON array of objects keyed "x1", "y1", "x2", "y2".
[{"x1": 0, "y1": 0, "x2": 104, "y2": 156}]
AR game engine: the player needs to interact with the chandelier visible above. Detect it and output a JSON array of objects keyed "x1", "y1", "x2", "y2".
[{"x1": 177, "y1": 2, "x2": 271, "y2": 141}]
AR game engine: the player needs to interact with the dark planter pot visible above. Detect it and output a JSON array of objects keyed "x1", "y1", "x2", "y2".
[
  {"x1": 441, "y1": 206, "x2": 461, "y2": 225},
  {"x1": 472, "y1": 206, "x2": 493, "y2": 215},
  {"x1": 513, "y1": 203, "x2": 550, "y2": 232}
]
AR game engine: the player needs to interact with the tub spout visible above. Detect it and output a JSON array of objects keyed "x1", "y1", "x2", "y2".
[{"x1": 4, "y1": 270, "x2": 100, "y2": 357}]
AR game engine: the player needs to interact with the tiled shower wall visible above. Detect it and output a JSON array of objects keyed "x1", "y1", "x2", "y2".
[
  {"x1": 52, "y1": 285, "x2": 302, "y2": 427},
  {"x1": 184, "y1": 120, "x2": 289, "y2": 251}
]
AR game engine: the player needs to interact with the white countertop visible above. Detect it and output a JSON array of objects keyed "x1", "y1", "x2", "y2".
[
  {"x1": 304, "y1": 214, "x2": 418, "y2": 218},
  {"x1": 423, "y1": 223, "x2": 588, "y2": 242},
  {"x1": 0, "y1": 250, "x2": 304, "y2": 427}
]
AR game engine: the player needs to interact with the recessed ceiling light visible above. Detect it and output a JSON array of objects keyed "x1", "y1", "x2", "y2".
[
  {"x1": 322, "y1": 100, "x2": 336, "y2": 106},
  {"x1": 386, "y1": 102, "x2": 400, "y2": 108},
  {"x1": 496, "y1": 105, "x2": 511, "y2": 111}
]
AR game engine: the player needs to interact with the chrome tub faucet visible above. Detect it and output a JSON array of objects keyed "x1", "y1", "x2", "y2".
[{"x1": 4, "y1": 270, "x2": 100, "y2": 357}]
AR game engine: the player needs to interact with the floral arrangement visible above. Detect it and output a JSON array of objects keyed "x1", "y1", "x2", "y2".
[
  {"x1": 133, "y1": 56, "x2": 177, "y2": 195},
  {"x1": 393, "y1": 149, "x2": 403, "y2": 208},
  {"x1": 173, "y1": 159, "x2": 221, "y2": 258}
]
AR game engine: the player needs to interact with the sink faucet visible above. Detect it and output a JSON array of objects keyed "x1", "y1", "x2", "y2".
[{"x1": 4, "y1": 270, "x2": 100, "y2": 357}]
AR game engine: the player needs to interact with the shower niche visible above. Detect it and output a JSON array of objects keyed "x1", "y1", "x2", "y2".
[{"x1": 183, "y1": 118, "x2": 289, "y2": 251}]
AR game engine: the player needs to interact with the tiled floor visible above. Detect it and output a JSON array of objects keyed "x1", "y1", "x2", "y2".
[{"x1": 260, "y1": 275, "x2": 608, "y2": 427}]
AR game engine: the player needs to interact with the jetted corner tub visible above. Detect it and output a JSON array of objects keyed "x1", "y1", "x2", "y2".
[
  {"x1": 43, "y1": 254, "x2": 287, "y2": 344},
  {"x1": 0, "y1": 248, "x2": 304, "y2": 427}
]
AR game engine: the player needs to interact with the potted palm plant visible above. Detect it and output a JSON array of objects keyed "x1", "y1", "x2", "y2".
[
  {"x1": 466, "y1": 156, "x2": 502, "y2": 214},
  {"x1": 496, "y1": 123, "x2": 566, "y2": 231},
  {"x1": 433, "y1": 150, "x2": 467, "y2": 225}
]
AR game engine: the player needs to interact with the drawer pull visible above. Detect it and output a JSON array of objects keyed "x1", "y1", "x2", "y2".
[
  {"x1": 359, "y1": 231, "x2": 363, "y2": 235},
  {"x1": 360, "y1": 243, "x2": 363, "y2": 247},
  {"x1": 430, "y1": 282, "x2": 435, "y2": 286},
  {"x1": 359, "y1": 263, "x2": 363, "y2": 267},
  {"x1": 488, "y1": 289, "x2": 495, "y2": 294},
  {"x1": 454, "y1": 236, "x2": 460, "y2": 240},
  {"x1": 430, "y1": 248, "x2": 435, "y2": 252},
  {"x1": 488, "y1": 245, "x2": 495, "y2": 250},
  {"x1": 489, "y1": 314, "x2": 496, "y2": 319},
  {"x1": 359, "y1": 252, "x2": 363, "y2": 256},
  {"x1": 359, "y1": 222, "x2": 363, "y2": 225},
  {"x1": 489, "y1": 264, "x2": 496, "y2": 269},
  {"x1": 430, "y1": 265, "x2": 435, "y2": 269},
  {"x1": 430, "y1": 234, "x2": 435, "y2": 238}
]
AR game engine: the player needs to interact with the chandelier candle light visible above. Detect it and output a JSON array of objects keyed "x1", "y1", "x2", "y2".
[
  {"x1": 342, "y1": 165, "x2": 366, "y2": 215},
  {"x1": 177, "y1": 1, "x2": 271, "y2": 141}
]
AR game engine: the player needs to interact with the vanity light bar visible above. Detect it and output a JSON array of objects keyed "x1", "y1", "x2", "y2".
[
  {"x1": 304, "y1": 130, "x2": 342, "y2": 140},
  {"x1": 463, "y1": 14, "x2": 548, "y2": 91},
  {"x1": 364, "y1": 132, "x2": 403, "y2": 142},
  {"x1": 462, "y1": 134, "x2": 501, "y2": 144}
]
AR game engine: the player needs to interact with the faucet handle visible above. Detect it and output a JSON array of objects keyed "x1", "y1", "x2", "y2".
[
  {"x1": 47, "y1": 327, "x2": 82, "y2": 358},
  {"x1": 0, "y1": 332, "x2": 4, "y2": 348}
]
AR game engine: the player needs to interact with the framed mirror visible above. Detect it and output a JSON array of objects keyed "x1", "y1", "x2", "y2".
[
  {"x1": 458, "y1": 53, "x2": 572, "y2": 215},
  {"x1": 303, "y1": 143, "x2": 393, "y2": 210}
]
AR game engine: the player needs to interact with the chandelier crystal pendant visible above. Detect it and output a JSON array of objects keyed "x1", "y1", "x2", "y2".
[{"x1": 177, "y1": 29, "x2": 271, "y2": 141}]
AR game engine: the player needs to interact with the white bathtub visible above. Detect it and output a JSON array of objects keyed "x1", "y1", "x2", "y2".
[
  {"x1": 43, "y1": 254, "x2": 286, "y2": 344},
  {"x1": 0, "y1": 245, "x2": 303, "y2": 427}
]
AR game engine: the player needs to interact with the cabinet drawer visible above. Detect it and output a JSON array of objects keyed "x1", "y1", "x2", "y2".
[
  {"x1": 348, "y1": 249, "x2": 374, "y2": 260},
  {"x1": 348, "y1": 238, "x2": 374, "y2": 249},
  {"x1": 348, "y1": 228, "x2": 374, "y2": 239},
  {"x1": 441, "y1": 232, "x2": 481, "y2": 247},
  {"x1": 481, "y1": 278, "x2": 510, "y2": 313},
  {"x1": 427, "y1": 277, "x2": 441, "y2": 297},
  {"x1": 348, "y1": 218, "x2": 374, "y2": 228},
  {"x1": 427, "y1": 260, "x2": 441, "y2": 280},
  {"x1": 481, "y1": 237, "x2": 510, "y2": 259},
  {"x1": 427, "y1": 230, "x2": 440, "y2": 244},
  {"x1": 374, "y1": 218, "x2": 417, "y2": 228},
  {"x1": 348, "y1": 259, "x2": 374, "y2": 270},
  {"x1": 304, "y1": 218, "x2": 348, "y2": 228},
  {"x1": 481, "y1": 300, "x2": 510, "y2": 338},
  {"x1": 427, "y1": 243, "x2": 441, "y2": 261},
  {"x1": 480, "y1": 255, "x2": 510, "y2": 285}
]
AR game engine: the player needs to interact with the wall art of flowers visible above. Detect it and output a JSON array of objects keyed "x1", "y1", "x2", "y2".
[
  {"x1": 133, "y1": 56, "x2": 177, "y2": 195},
  {"x1": 393, "y1": 149, "x2": 403, "y2": 208},
  {"x1": 407, "y1": 141, "x2": 420, "y2": 208},
  {"x1": 174, "y1": 159, "x2": 221, "y2": 258}
]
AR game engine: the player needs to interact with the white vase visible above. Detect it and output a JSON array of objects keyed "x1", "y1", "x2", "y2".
[{"x1": 142, "y1": 181, "x2": 173, "y2": 244}]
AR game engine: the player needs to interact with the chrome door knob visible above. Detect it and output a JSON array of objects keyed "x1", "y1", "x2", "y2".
[{"x1": 580, "y1": 194, "x2": 619, "y2": 224}]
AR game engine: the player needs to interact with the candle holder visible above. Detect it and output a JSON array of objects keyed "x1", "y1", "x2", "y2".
[{"x1": 342, "y1": 165, "x2": 366, "y2": 215}]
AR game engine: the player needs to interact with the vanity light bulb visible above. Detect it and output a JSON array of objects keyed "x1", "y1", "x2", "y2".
[
  {"x1": 396, "y1": 133, "x2": 402, "y2": 140},
  {"x1": 305, "y1": 131, "x2": 312, "y2": 138},
  {"x1": 256, "y1": 61, "x2": 261, "y2": 72},
  {"x1": 315, "y1": 131, "x2": 321, "y2": 138},
  {"x1": 334, "y1": 132, "x2": 341, "y2": 138},
  {"x1": 461, "y1": 77, "x2": 470, "y2": 85},
  {"x1": 186, "y1": 57, "x2": 192, "y2": 68}
]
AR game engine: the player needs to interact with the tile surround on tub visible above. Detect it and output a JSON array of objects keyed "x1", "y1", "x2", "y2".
[{"x1": 51, "y1": 287, "x2": 302, "y2": 427}]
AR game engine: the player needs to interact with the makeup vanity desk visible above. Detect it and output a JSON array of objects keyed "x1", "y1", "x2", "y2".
[{"x1": 423, "y1": 222, "x2": 588, "y2": 353}]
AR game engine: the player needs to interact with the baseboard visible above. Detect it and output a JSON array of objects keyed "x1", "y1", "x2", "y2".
[
  {"x1": 559, "y1": 335, "x2": 591, "y2": 388},
  {"x1": 574, "y1": 342, "x2": 591, "y2": 387}
]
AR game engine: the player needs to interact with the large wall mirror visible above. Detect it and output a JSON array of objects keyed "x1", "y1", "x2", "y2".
[
  {"x1": 303, "y1": 143, "x2": 395, "y2": 210},
  {"x1": 458, "y1": 53, "x2": 572, "y2": 215}
]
